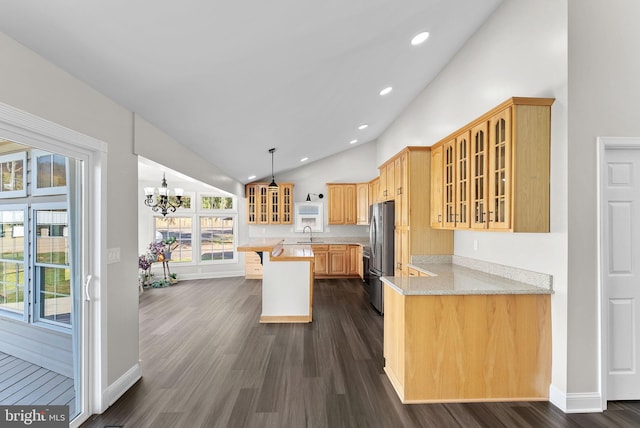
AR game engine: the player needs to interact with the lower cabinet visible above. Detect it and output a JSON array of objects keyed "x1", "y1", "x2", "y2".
[
  {"x1": 312, "y1": 245, "x2": 329, "y2": 276},
  {"x1": 244, "y1": 251, "x2": 264, "y2": 279},
  {"x1": 312, "y1": 244, "x2": 361, "y2": 278}
]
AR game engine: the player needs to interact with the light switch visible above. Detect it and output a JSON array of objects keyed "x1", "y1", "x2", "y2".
[{"x1": 107, "y1": 247, "x2": 121, "y2": 264}]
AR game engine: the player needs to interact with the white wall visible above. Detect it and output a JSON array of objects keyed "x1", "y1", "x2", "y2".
[
  {"x1": 568, "y1": 0, "x2": 640, "y2": 397},
  {"x1": 249, "y1": 142, "x2": 378, "y2": 240},
  {"x1": 0, "y1": 32, "x2": 241, "y2": 404},
  {"x1": 376, "y1": 0, "x2": 571, "y2": 399}
]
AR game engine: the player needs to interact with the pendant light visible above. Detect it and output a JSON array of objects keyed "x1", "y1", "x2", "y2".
[{"x1": 268, "y1": 148, "x2": 278, "y2": 191}]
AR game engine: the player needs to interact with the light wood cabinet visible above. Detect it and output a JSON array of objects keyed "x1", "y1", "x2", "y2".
[
  {"x1": 430, "y1": 145, "x2": 444, "y2": 228},
  {"x1": 312, "y1": 244, "x2": 360, "y2": 278},
  {"x1": 369, "y1": 177, "x2": 380, "y2": 205},
  {"x1": 431, "y1": 97, "x2": 553, "y2": 232},
  {"x1": 246, "y1": 182, "x2": 293, "y2": 224},
  {"x1": 327, "y1": 183, "x2": 357, "y2": 225},
  {"x1": 357, "y1": 245, "x2": 364, "y2": 279},
  {"x1": 356, "y1": 183, "x2": 369, "y2": 225},
  {"x1": 244, "y1": 251, "x2": 263, "y2": 279},
  {"x1": 379, "y1": 159, "x2": 396, "y2": 201},
  {"x1": 311, "y1": 244, "x2": 328, "y2": 276},
  {"x1": 328, "y1": 245, "x2": 348, "y2": 275},
  {"x1": 385, "y1": 147, "x2": 453, "y2": 276},
  {"x1": 383, "y1": 284, "x2": 551, "y2": 403}
]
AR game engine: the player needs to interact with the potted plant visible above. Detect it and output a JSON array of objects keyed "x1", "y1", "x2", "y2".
[{"x1": 169, "y1": 272, "x2": 178, "y2": 284}]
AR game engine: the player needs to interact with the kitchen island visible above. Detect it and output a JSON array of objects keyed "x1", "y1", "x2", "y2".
[
  {"x1": 381, "y1": 259, "x2": 552, "y2": 404},
  {"x1": 238, "y1": 239, "x2": 315, "y2": 323}
]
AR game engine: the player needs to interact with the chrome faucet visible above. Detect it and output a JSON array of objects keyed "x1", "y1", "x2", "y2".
[{"x1": 303, "y1": 225, "x2": 313, "y2": 242}]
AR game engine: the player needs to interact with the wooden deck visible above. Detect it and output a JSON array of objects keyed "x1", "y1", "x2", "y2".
[{"x1": 0, "y1": 351, "x2": 75, "y2": 415}]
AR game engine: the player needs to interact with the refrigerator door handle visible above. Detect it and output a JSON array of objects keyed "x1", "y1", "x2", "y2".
[{"x1": 370, "y1": 214, "x2": 377, "y2": 258}]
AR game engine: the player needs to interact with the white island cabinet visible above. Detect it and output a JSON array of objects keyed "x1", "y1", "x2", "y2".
[{"x1": 238, "y1": 239, "x2": 314, "y2": 323}]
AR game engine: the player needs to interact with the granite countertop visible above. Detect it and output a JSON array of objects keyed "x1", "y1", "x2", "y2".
[
  {"x1": 281, "y1": 236, "x2": 369, "y2": 246},
  {"x1": 381, "y1": 259, "x2": 553, "y2": 296},
  {"x1": 271, "y1": 244, "x2": 314, "y2": 261},
  {"x1": 238, "y1": 238, "x2": 284, "y2": 252}
]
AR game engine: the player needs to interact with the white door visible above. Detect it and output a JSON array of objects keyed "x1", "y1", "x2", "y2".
[{"x1": 602, "y1": 138, "x2": 640, "y2": 400}]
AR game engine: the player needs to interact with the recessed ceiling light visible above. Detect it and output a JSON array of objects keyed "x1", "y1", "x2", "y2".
[
  {"x1": 248, "y1": 175, "x2": 256, "y2": 180},
  {"x1": 358, "y1": 124, "x2": 368, "y2": 130},
  {"x1": 350, "y1": 139, "x2": 358, "y2": 145},
  {"x1": 300, "y1": 157, "x2": 308, "y2": 162},
  {"x1": 379, "y1": 86, "x2": 393, "y2": 96},
  {"x1": 411, "y1": 31, "x2": 430, "y2": 46}
]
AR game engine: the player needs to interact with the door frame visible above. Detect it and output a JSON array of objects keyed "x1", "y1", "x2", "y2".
[
  {"x1": 597, "y1": 136, "x2": 640, "y2": 410},
  {"x1": 0, "y1": 102, "x2": 107, "y2": 427}
]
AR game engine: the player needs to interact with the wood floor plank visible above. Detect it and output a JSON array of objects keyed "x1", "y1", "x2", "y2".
[{"x1": 80, "y1": 277, "x2": 640, "y2": 428}]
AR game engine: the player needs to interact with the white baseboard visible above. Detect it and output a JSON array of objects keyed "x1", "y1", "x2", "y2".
[
  {"x1": 178, "y1": 271, "x2": 245, "y2": 280},
  {"x1": 105, "y1": 361, "x2": 143, "y2": 407},
  {"x1": 549, "y1": 384, "x2": 603, "y2": 413}
]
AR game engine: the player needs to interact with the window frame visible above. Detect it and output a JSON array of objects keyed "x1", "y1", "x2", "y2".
[
  {"x1": 31, "y1": 202, "x2": 72, "y2": 331},
  {"x1": 0, "y1": 151, "x2": 27, "y2": 198},
  {"x1": 0, "y1": 204, "x2": 28, "y2": 322},
  {"x1": 198, "y1": 213, "x2": 238, "y2": 264},
  {"x1": 153, "y1": 215, "x2": 195, "y2": 265},
  {"x1": 31, "y1": 149, "x2": 69, "y2": 196}
]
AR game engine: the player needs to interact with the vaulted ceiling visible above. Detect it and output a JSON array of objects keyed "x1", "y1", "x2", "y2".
[{"x1": 0, "y1": 0, "x2": 502, "y2": 184}]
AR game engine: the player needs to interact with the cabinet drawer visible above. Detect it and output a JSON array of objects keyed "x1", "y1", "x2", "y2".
[
  {"x1": 311, "y1": 244, "x2": 329, "y2": 251},
  {"x1": 329, "y1": 245, "x2": 348, "y2": 251}
]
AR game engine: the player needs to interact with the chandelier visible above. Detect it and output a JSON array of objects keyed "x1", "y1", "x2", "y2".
[{"x1": 144, "y1": 173, "x2": 184, "y2": 217}]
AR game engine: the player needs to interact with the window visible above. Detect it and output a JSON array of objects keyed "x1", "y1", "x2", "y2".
[
  {"x1": 151, "y1": 192, "x2": 237, "y2": 266},
  {"x1": 31, "y1": 150, "x2": 67, "y2": 195},
  {"x1": 0, "y1": 152, "x2": 27, "y2": 198},
  {"x1": 0, "y1": 208, "x2": 26, "y2": 316},
  {"x1": 200, "y1": 216, "x2": 235, "y2": 261},
  {"x1": 155, "y1": 217, "x2": 193, "y2": 262},
  {"x1": 34, "y1": 207, "x2": 70, "y2": 326},
  {"x1": 200, "y1": 195, "x2": 233, "y2": 210}
]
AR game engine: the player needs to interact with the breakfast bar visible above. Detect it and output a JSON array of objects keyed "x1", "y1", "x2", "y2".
[
  {"x1": 381, "y1": 258, "x2": 552, "y2": 404},
  {"x1": 238, "y1": 239, "x2": 315, "y2": 323}
]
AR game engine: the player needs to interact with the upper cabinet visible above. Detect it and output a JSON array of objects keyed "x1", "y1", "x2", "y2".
[
  {"x1": 328, "y1": 182, "x2": 371, "y2": 225},
  {"x1": 431, "y1": 97, "x2": 554, "y2": 232},
  {"x1": 385, "y1": 147, "x2": 453, "y2": 276},
  {"x1": 356, "y1": 183, "x2": 370, "y2": 225},
  {"x1": 246, "y1": 182, "x2": 293, "y2": 224}
]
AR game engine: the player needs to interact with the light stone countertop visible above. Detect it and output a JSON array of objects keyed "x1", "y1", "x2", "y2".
[{"x1": 382, "y1": 259, "x2": 553, "y2": 296}]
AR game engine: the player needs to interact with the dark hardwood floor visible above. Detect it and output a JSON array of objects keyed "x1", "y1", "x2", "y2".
[{"x1": 81, "y1": 277, "x2": 640, "y2": 428}]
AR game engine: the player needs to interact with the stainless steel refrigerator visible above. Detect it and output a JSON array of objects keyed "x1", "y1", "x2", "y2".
[{"x1": 368, "y1": 201, "x2": 395, "y2": 314}]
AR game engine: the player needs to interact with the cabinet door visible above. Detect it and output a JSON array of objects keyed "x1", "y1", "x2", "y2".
[
  {"x1": 268, "y1": 186, "x2": 280, "y2": 223},
  {"x1": 348, "y1": 245, "x2": 359, "y2": 275},
  {"x1": 280, "y1": 184, "x2": 293, "y2": 224},
  {"x1": 379, "y1": 166, "x2": 387, "y2": 201},
  {"x1": 327, "y1": 184, "x2": 345, "y2": 224},
  {"x1": 258, "y1": 185, "x2": 269, "y2": 224},
  {"x1": 394, "y1": 227, "x2": 409, "y2": 277},
  {"x1": 356, "y1": 183, "x2": 369, "y2": 225},
  {"x1": 471, "y1": 122, "x2": 489, "y2": 229},
  {"x1": 370, "y1": 177, "x2": 380, "y2": 204},
  {"x1": 344, "y1": 184, "x2": 357, "y2": 225},
  {"x1": 246, "y1": 184, "x2": 257, "y2": 224},
  {"x1": 328, "y1": 246, "x2": 348, "y2": 275},
  {"x1": 455, "y1": 131, "x2": 471, "y2": 228},
  {"x1": 443, "y1": 140, "x2": 456, "y2": 229},
  {"x1": 357, "y1": 245, "x2": 364, "y2": 279},
  {"x1": 386, "y1": 160, "x2": 396, "y2": 201},
  {"x1": 397, "y1": 152, "x2": 409, "y2": 228},
  {"x1": 313, "y1": 246, "x2": 328, "y2": 275},
  {"x1": 430, "y1": 145, "x2": 444, "y2": 228},
  {"x1": 488, "y1": 108, "x2": 512, "y2": 230}
]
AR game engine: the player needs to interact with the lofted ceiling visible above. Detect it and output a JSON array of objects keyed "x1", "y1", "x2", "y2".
[{"x1": 0, "y1": 0, "x2": 502, "y2": 184}]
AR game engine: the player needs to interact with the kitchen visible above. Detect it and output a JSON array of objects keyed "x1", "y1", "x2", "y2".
[{"x1": 2, "y1": 0, "x2": 639, "y2": 425}]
